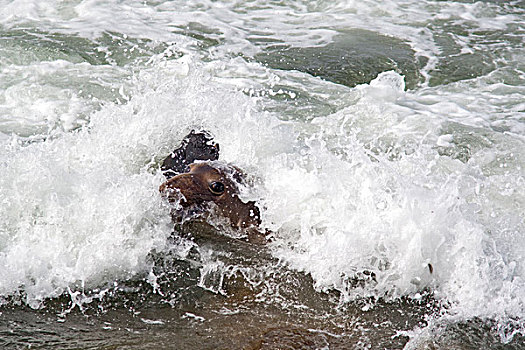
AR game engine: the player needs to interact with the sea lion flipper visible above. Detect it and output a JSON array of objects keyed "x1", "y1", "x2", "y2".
[{"x1": 161, "y1": 130, "x2": 220, "y2": 179}]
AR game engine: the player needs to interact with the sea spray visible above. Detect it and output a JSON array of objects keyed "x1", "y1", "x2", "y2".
[{"x1": 0, "y1": 0, "x2": 523, "y2": 347}]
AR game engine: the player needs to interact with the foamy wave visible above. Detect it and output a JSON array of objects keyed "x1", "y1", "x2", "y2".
[
  {"x1": 261, "y1": 72, "x2": 525, "y2": 329},
  {"x1": 0, "y1": 1, "x2": 523, "y2": 342}
]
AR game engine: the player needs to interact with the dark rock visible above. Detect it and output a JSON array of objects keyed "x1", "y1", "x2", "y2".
[
  {"x1": 247, "y1": 327, "x2": 332, "y2": 350},
  {"x1": 161, "y1": 130, "x2": 220, "y2": 179}
]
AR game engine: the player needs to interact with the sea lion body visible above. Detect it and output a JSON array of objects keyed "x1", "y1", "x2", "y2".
[{"x1": 159, "y1": 132, "x2": 266, "y2": 244}]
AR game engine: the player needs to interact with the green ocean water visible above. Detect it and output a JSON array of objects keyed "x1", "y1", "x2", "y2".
[{"x1": 0, "y1": 0, "x2": 524, "y2": 348}]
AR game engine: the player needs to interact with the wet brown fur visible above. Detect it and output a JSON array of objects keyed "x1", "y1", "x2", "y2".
[{"x1": 159, "y1": 162, "x2": 265, "y2": 243}]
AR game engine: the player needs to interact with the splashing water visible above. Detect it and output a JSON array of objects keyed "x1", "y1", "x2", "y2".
[{"x1": 0, "y1": 0, "x2": 524, "y2": 347}]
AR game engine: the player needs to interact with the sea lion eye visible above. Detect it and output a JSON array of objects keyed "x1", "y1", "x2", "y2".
[{"x1": 209, "y1": 181, "x2": 225, "y2": 195}]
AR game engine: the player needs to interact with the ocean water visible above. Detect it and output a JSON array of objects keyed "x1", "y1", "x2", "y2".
[{"x1": 0, "y1": 0, "x2": 524, "y2": 349}]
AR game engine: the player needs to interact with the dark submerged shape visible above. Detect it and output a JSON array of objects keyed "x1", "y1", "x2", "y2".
[
  {"x1": 161, "y1": 130, "x2": 219, "y2": 179},
  {"x1": 160, "y1": 131, "x2": 266, "y2": 244}
]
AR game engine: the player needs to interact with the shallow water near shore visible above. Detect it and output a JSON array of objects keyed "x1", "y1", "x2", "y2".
[{"x1": 1, "y1": 0, "x2": 524, "y2": 349}]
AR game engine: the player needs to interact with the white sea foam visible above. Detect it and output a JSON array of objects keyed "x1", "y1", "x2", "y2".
[
  {"x1": 0, "y1": 59, "x2": 131, "y2": 138},
  {"x1": 0, "y1": 0, "x2": 524, "y2": 342},
  {"x1": 1, "y1": 0, "x2": 521, "y2": 83},
  {"x1": 0, "y1": 54, "x2": 281, "y2": 307}
]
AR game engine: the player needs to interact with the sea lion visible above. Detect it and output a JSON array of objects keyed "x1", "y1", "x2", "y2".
[{"x1": 160, "y1": 131, "x2": 266, "y2": 244}]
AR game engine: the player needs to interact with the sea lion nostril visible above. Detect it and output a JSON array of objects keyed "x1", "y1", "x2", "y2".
[{"x1": 209, "y1": 181, "x2": 225, "y2": 195}]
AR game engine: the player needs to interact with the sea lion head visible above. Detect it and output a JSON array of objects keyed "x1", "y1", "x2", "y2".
[{"x1": 159, "y1": 162, "x2": 261, "y2": 230}]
